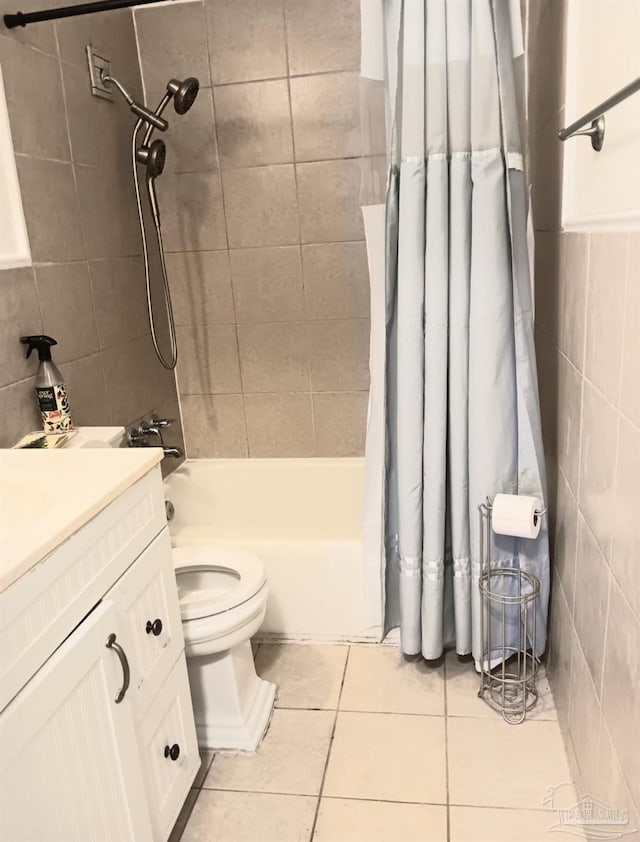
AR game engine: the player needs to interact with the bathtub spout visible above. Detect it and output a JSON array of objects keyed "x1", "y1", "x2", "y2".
[{"x1": 162, "y1": 445, "x2": 183, "y2": 458}]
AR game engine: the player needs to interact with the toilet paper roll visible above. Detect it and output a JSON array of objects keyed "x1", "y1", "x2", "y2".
[{"x1": 491, "y1": 493, "x2": 542, "y2": 539}]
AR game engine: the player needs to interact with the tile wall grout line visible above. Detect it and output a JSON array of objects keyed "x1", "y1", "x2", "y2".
[
  {"x1": 280, "y1": 0, "x2": 317, "y2": 456},
  {"x1": 308, "y1": 645, "x2": 351, "y2": 840},
  {"x1": 212, "y1": 67, "x2": 361, "y2": 90},
  {"x1": 604, "y1": 234, "x2": 630, "y2": 587},
  {"x1": 163, "y1": 239, "x2": 368, "y2": 254},
  {"x1": 597, "y1": 574, "x2": 612, "y2": 705},
  {"x1": 14, "y1": 151, "x2": 74, "y2": 166},
  {"x1": 0, "y1": 27, "x2": 58, "y2": 60},
  {"x1": 615, "y1": 234, "x2": 632, "y2": 411},
  {"x1": 570, "y1": 232, "x2": 591, "y2": 621},
  {"x1": 153, "y1": 154, "x2": 364, "y2": 174}
]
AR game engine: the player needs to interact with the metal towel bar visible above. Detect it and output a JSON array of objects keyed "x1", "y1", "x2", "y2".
[{"x1": 558, "y1": 76, "x2": 640, "y2": 152}]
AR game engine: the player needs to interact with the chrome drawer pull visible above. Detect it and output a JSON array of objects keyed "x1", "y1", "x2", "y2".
[
  {"x1": 164, "y1": 743, "x2": 180, "y2": 761},
  {"x1": 145, "y1": 618, "x2": 163, "y2": 636},
  {"x1": 106, "y1": 633, "x2": 130, "y2": 704}
]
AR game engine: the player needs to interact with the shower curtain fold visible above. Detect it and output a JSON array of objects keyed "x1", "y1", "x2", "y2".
[{"x1": 361, "y1": 0, "x2": 550, "y2": 663}]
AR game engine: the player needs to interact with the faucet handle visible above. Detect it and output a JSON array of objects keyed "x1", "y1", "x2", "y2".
[
  {"x1": 150, "y1": 416, "x2": 174, "y2": 429},
  {"x1": 129, "y1": 428, "x2": 150, "y2": 447}
]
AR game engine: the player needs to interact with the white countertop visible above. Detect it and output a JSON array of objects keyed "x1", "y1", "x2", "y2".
[{"x1": 0, "y1": 448, "x2": 163, "y2": 593}]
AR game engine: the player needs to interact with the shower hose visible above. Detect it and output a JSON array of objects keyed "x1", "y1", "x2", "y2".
[{"x1": 131, "y1": 117, "x2": 178, "y2": 370}]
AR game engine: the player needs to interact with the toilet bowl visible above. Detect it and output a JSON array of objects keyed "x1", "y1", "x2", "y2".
[{"x1": 172, "y1": 544, "x2": 276, "y2": 752}]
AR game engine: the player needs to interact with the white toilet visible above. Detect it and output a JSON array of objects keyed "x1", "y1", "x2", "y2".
[{"x1": 172, "y1": 543, "x2": 276, "y2": 752}]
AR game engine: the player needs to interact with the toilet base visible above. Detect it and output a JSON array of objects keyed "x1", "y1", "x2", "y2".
[{"x1": 186, "y1": 640, "x2": 276, "y2": 752}]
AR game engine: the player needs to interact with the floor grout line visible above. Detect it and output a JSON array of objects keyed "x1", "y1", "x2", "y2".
[
  {"x1": 193, "y1": 785, "x2": 560, "y2": 815},
  {"x1": 444, "y1": 654, "x2": 451, "y2": 842},
  {"x1": 308, "y1": 645, "x2": 351, "y2": 841},
  {"x1": 272, "y1": 704, "x2": 557, "y2": 722},
  {"x1": 276, "y1": 705, "x2": 445, "y2": 717}
]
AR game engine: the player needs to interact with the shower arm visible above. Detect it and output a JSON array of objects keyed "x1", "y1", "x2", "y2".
[{"x1": 101, "y1": 70, "x2": 169, "y2": 133}]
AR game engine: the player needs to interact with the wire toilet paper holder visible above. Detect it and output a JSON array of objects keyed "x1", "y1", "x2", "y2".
[{"x1": 478, "y1": 496, "x2": 546, "y2": 725}]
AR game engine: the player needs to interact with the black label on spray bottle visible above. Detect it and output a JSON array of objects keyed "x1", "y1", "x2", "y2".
[{"x1": 36, "y1": 387, "x2": 57, "y2": 412}]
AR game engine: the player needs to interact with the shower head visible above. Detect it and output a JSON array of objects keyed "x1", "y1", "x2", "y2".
[
  {"x1": 137, "y1": 138, "x2": 166, "y2": 177},
  {"x1": 147, "y1": 139, "x2": 166, "y2": 177},
  {"x1": 101, "y1": 70, "x2": 168, "y2": 131},
  {"x1": 166, "y1": 77, "x2": 199, "y2": 115}
]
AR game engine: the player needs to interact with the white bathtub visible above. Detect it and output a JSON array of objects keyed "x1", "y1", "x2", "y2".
[{"x1": 164, "y1": 458, "x2": 380, "y2": 642}]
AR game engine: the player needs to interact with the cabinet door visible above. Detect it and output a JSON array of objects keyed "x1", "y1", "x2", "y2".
[
  {"x1": 0, "y1": 601, "x2": 153, "y2": 842},
  {"x1": 107, "y1": 527, "x2": 184, "y2": 720},
  {"x1": 139, "y1": 655, "x2": 200, "y2": 842}
]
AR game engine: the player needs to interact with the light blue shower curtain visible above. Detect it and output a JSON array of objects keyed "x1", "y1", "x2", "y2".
[{"x1": 366, "y1": 0, "x2": 550, "y2": 662}]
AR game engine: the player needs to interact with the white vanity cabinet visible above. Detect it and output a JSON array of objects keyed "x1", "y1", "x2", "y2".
[{"x1": 0, "y1": 460, "x2": 198, "y2": 842}]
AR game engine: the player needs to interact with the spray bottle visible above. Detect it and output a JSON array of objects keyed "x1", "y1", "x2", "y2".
[{"x1": 20, "y1": 335, "x2": 73, "y2": 433}]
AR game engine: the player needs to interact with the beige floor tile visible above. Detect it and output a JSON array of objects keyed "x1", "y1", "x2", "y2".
[
  {"x1": 448, "y1": 717, "x2": 571, "y2": 810},
  {"x1": 181, "y1": 789, "x2": 316, "y2": 842},
  {"x1": 323, "y1": 712, "x2": 446, "y2": 804},
  {"x1": 446, "y1": 651, "x2": 558, "y2": 721},
  {"x1": 256, "y1": 644, "x2": 348, "y2": 710},
  {"x1": 341, "y1": 645, "x2": 445, "y2": 715},
  {"x1": 204, "y1": 709, "x2": 334, "y2": 796},
  {"x1": 450, "y1": 805, "x2": 587, "y2": 841},
  {"x1": 313, "y1": 798, "x2": 447, "y2": 842}
]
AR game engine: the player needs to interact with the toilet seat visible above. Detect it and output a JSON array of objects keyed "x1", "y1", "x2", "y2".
[{"x1": 173, "y1": 545, "x2": 266, "y2": 621}]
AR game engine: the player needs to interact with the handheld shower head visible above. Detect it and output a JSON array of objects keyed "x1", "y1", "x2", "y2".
[
  {"x1": 137, "y1": 138, "x2": 166, "y2": 177},
  {"x1": 166, "y1": 77, "x2": 200, "y2": 115}
]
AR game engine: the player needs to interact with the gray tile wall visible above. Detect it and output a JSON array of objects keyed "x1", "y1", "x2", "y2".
[
  {"x1": 529, "y1": 0, "x2": 640, "y2": 826},
  {"x1": 0, "y1": 10, "x2": 185, "y2": 463},
  {"x1": 134, "y1": 0, "x2": 369, "y2": 458}
]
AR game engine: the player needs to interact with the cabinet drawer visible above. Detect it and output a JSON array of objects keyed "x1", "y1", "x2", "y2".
[
  {"x1": 107, "y1": 527, "x2": 184, "y2": 719},
  {"x1": 139, "y1": 655, "x2": 199, "y2": 842},
  {"x1": 0, "y1": 466, "x2": 165, "y2": 712}
]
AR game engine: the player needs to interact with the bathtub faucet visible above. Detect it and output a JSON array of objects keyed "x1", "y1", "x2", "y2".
[
  {"x1": 128, "y1": 415, "x2": 183, "y2": 458},
  {"x1": 162, "y1": 445, "x2": 183, "y2": 458}
]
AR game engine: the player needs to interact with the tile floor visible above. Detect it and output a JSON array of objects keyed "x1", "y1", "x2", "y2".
[{"x1": 170, "y1": 643, "x2": 581, "y2": 842}]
